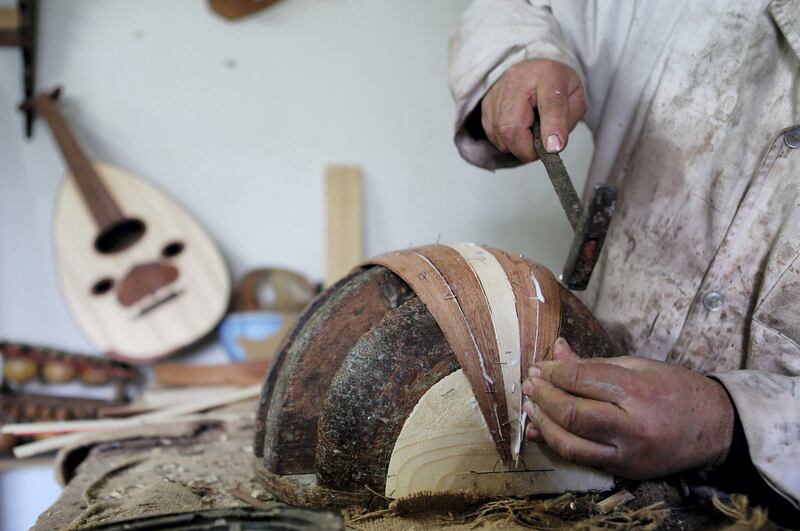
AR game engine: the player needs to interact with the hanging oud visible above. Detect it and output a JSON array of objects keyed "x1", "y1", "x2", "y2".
[
  {"x1": 23, "y1": 89, "x2": 231, "y2": 363},
  {"x1": 254, "y1": 244, "x2": 617, "y2": 508}
]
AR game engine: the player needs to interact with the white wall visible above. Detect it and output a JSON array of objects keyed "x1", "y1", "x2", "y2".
[
  {"x1": 0, "y1": 465, "x2": 61, "y2": 531},
  {"x1": 0, "y1": 1, "x2": 593, "y2": 529}
]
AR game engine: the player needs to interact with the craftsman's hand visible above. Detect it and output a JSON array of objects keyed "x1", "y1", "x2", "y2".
[
  {"x1": 521, "y1": 339, "x2": 735, "y2": 479},
  {"x1": 481, "y1": 59, "x2": 586, "y2": 162}
]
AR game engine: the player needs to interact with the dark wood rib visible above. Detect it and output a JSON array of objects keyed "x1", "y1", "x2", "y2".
[{"x1": 29, "y1": 91, "x2": 124, "y2": 230}]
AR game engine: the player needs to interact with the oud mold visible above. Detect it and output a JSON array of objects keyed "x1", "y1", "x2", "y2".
[{"x1": 254, "y1": 244, "x2": 618, "y2": 509}]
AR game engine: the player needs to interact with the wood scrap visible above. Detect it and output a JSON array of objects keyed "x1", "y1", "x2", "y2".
[
  {"x1": 154, "y1": 360, "x2": 270, "y2": 387},
  {"x1": 596, "y1": 489, "x2": 635, "y2": 514}
]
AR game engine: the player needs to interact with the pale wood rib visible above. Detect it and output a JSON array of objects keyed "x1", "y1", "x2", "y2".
[{"x1": 449, "y1": 243, "x2": 522, "y2": 461}]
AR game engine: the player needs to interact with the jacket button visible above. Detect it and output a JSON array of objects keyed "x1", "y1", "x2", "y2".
[
  {"x1": 703, "y1": 291, "x2": 725, "y2": 312},
  {"x1": 785, "y1": 127, "x2": 800, "y2": 149}
]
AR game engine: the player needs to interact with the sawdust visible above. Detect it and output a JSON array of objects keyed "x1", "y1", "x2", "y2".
[
  {"x1": 341, "y1": 482, "x2": 778, "y2": 531},
  {"x1": 344, "y1": 491, "x2": 669, "y2": 531}
]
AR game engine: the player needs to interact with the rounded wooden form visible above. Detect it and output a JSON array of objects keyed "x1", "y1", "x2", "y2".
[{"x1": 254, "y1": 245, "x2": 617, "y2": 508}]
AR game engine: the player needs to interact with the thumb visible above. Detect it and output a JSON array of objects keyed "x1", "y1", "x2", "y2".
[{"x1": 551, "y1": 337, "x2": 579, "y2": 361}]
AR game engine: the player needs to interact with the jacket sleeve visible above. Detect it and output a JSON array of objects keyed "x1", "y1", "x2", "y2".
[
  {"x1": 448, "y1": 0, "x2": 585, "y2": 170},
  {"x1": 712, "y1": 370, "x2": 800, "y2": 511}
]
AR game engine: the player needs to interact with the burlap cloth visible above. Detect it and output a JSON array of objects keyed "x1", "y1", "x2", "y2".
[
  {"x1": 30, "y1": 399, "x2": 775, "y2": 530},
  {"x1": 32, "y1": 400, "x2": 270, "y2": 530}
]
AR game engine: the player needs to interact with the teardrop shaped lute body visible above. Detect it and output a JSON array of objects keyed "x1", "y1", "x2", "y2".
[{"x1": 28, "y1": 89, "x2": 230, "y2": 363}]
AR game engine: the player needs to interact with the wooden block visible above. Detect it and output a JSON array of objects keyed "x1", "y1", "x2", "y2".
[
  {"x1": 325, "y1": 166, "x2": 363, "y2": 286},
  {"x1": 385, "y1": 369, "x2": 614, "y2": 499}
]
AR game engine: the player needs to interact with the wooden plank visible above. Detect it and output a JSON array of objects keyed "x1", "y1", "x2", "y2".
[
  {"x1": 325, "y1": 165, "x2": 363, "y2": 286},
  {"x1": 385, "y1": 370, "x2": 613, "y2": 499}
]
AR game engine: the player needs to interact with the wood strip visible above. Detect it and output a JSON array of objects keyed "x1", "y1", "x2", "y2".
[
  {"x1": 2, "y1": 413, "x2": 242, "y2": 436},
  {"x1": 488, "y1": 249, "x2": 561, "y2": 455},
  {"x1": 368, "y1": 250, "x2": 511, "y2": 462},
  {"x1": 488, "y1": 250, "x2": 561, "y2": 373},
  {"x1": 11, "y1": 385, "x2": 261, "y2": 458},
  {"x1": 450, "y1": 243, "x2": 522, "y2": 461},
  {"x1": 325, "y1": 165, "x2": 363, "y2": 287}
]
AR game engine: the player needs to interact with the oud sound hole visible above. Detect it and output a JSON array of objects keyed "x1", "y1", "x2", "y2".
[
  {"x1": 94, "y1": 218, "x2": 146, "y2": 254},
  {"x1": 162, "y1": 241, "x2": 185, "y2": 258}
]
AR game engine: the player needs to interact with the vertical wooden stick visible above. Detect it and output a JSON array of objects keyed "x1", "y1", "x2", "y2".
[{"x1": 325, "y1": 165, "x2": 363, "y2": 286}]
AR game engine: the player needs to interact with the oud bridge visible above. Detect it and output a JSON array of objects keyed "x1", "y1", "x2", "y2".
[{"x1": 133, "y1": 288, "x2": 185, "y2": 319}]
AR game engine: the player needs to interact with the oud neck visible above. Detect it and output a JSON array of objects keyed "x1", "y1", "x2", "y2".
[{"x1": 29, "y1": 91, "x2": 124, "y2": 230}]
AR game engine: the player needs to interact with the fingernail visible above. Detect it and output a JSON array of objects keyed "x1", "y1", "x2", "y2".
[
  {"x1": 522, "y1": 397, "x2": 535, "y2": 416},
  {"x1": 522, "y1": 380, "x2": 533, "y2": 396},
  {"x1": 526, "y1": 425, "x2": 540, "y2": 440},
  {"x1": 554, "y1": 337, "x2": 568, "y2": 356},
  {"x1": 553, "y1": 339, "x2": 564, "y2": 355},
  {"x1": 546, "y1": 134, "x2": 562, "y2": 153},
  {"x1": 528, "y1": 366, "x2": 542, "y2": 378}
]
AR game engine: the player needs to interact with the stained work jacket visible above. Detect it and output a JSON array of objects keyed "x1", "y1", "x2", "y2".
[{"x1": 450, "y1": 0, "x2": 800, "y2": 510}]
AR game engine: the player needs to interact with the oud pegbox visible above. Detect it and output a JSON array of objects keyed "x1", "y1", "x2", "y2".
[
  {"x1": 1, "y1": 0, "x2": 37, "y2": 137},
  {"x1": 254, "y1": 244, "x2": 618, "y2": 509}
]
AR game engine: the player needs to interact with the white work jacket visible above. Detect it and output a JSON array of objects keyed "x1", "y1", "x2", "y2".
[{"x1": 450, "y1": 0, "x2": 800, "y2": 510}]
